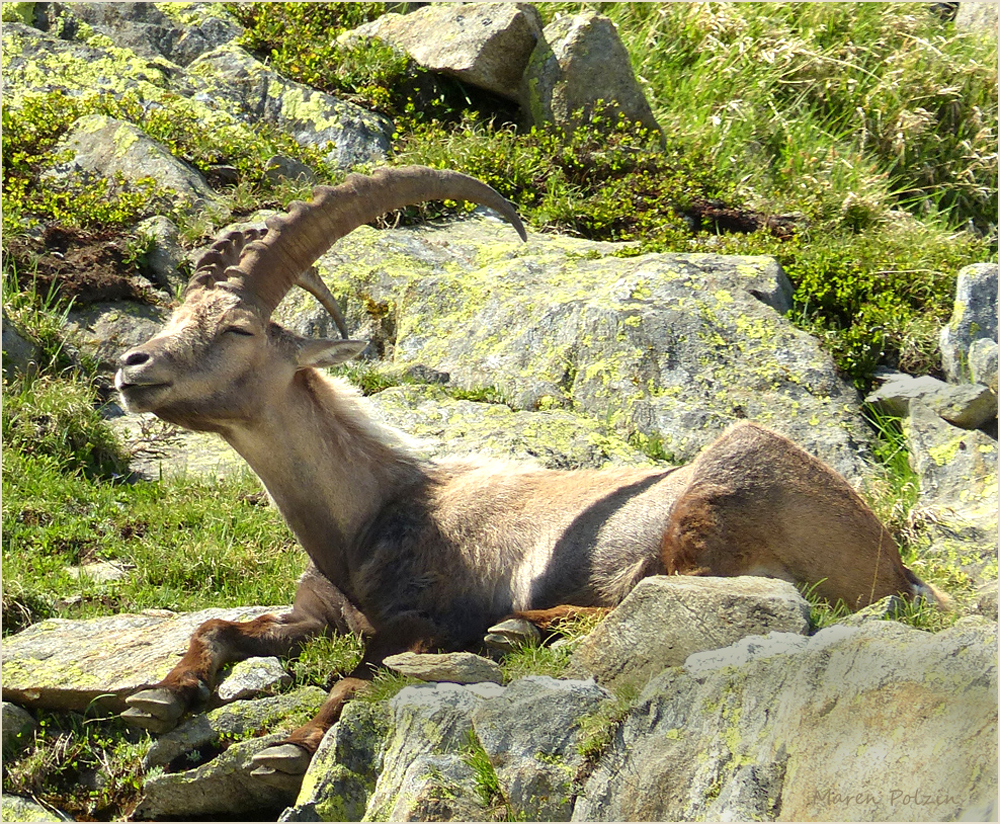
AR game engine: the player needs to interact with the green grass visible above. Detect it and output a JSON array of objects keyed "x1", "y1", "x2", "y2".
[
  {"x1": 1, "y1": 373, "x2": 304, "y2": 635},
  {"x1": 2, "y1": 707, "x2": 150, "y2": 820}
]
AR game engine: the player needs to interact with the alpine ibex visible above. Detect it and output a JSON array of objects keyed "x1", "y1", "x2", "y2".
[{"x1": 115, "y1": 166, "x2": 945, "y2": 791}]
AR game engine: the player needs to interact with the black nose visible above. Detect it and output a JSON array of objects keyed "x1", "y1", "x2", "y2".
[{"x1": 122, "y1": 350, "x2": 151, "y2": 367}]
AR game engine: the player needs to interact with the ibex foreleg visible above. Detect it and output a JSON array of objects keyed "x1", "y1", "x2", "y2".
[
  {"x1": 250, "y1": 612, "x2": 452, "y2": 790},
  {"x1": 123, "y1": 566, "x2": 367, "y2": 733},
  {"x1": 123, "y1": 610, "x2": 328, "y2": 733}
]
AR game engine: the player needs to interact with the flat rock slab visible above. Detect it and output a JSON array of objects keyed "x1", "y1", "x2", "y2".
[
  {"x1": 382, "y1": 651, "x2": 504, "y2": 684},
  {"x1": 566, "y1": 575, "x2": 811, "y2": 692},
  {"x1": 1, "y1": 605, "x2": 285, "y2": 712}
]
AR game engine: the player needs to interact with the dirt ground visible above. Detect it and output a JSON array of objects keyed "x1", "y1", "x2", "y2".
[{"x1": 4, "y1": 225, "x2": 159, "y2": 305}]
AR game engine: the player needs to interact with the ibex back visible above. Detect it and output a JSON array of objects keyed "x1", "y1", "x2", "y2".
[{"x1": 115, "y1": 166, "x2": 945, "y2": 791}]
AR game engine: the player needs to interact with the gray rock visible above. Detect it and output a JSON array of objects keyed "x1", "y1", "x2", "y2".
[
  {"x1": 186, "y1": 43, "x2": 393, "y2": 170},
  {"x1": 2, "y1": 310, "x2": 40, "y2": 379},
  {"x1": 471, "y1": 676, "x2": 613, "y2": 820},
  {"x1": 974, "y1": 580, "x2": 998, "y2": 621},
  {"x1": 566, "y1": 576, "x2": 811, "y2": 693},
  {"x1": 135, "y1": 215, "x2": 187, "y2": 294},
  {"x1": 302, "y1": 216, "x2": 874, "y2": 480},
  {"x1": 866, "y1": 370, "x2": 997, "y2": 429},
  {"x1": 64, "y1": 301, "x2": 168, "y2": 372},
  {"x1": 954, "y1": 2, "x2": 999, "y2": 34},
  {"x1": 906, "y1": 401, "x2": 997, "y2": 584},
  {"x1": 1, "y1": 702, "x2": 37, "y2": 758},
  {"x1": 217, "y1": 656, "x2": 292, "y2": 703},
  {"x1": 143, "y1": 688, "x2": 325, "y2": 770},
  {"x1": 44, "y1": 114, "x2": 219, "y2": 216},
  {"x1": 289, "y1": 700, "x2": 390, "y2": 822},
  {"x1": 522, "y1": 12, "x2": 660, "y2": 135},
  {"x1": 341, "y1": 3, "x2": 543, "y2": 101},
  {"x1": 969, "y1": 337, "x2": 999, "y2": 394},
  {"x1": 56, "y1": 2, "x2": 243, "y2": 67},
  {"x1": 63, "y1": 560, "x2": 132, "y2": 583},
  {"x1": 108, "y1": 411, "x2": 247, "y2": 482},
  {"x1": 137, "y1": 731, "x2": 298, "y2": 819},
  {"x1": 941, "y1": 262, "x2": 998, "y2": 384},
  {"x1": 683, "y1": 631, "x2": 810, "y2": 676},
  {"x1": 264, "y1": 154, "x2": 318, "y2": 187},
  {"x1": 0, "y1": 795, "x2": 72, "y2": 822},
  {"x1": 573, "y1": 620, "x2": 997, "y2": 821},
  {"x1": 1, "y1": 605, "x2": 285, "y2": 712},
  {"x1": 383, "y1": 651, "x2": 504, "y2": 685},
  {"x1": 837, "y1": 594, "x2": 906, "y2": 626},
  {"x1": 364, "y1": 682, "x2": 503, "y2": 820}
]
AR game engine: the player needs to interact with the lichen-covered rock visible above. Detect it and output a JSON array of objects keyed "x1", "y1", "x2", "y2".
[
  {"x1": 2, "y1": 310, "x2": 40, "y2": 379},
  {"x1": 573, "y1": 619, "x2": 998, "y2": 822},
  {"x1": 43, "y1": 114, "x2": 219, "y2": 215},
  {"x1": 940, "y1": 262, "x2": 998, "y2": 384},
  {"x1": 866, "y1": 370, "x2": 996, "y2": 430},
  {"x1": 186, "y1": 42, "x2": 393, "y2": 169},
  {"x1": 363, "y1": 681, "x2": 504, "y2": 820},
  {"x1": 368, "y1": 384, "x2": 658, "y2": 470},
  {"x1": 522, "y1": 12, "x2": 660, "y2": 134},
  {"x1": 906, "y1": 401, "x2": 998, "y2": 586},
  {"x1": 969, "y1": 337, "x2": 999, "y2": 395},
  {"x1": 59, "y1": 2, "x2": 243, "y2": 67},
  {"x1": 285, "y1": 700, "x2": 390, "y2": 822},
  {"x1": 1, "y1": 21, "x2": 175, "y2": 105},
  {"x1": 0, "y1": 794, "x2": 72, "y2": 822},
  {"x1": 471, "y1": 676, "x2": 613, "y2": 820},
  {"x1": 0, "y1": 605, "x2": 285, "y2": 712},
  {"x1": 382, "y1": 651, "x2": 504, "y2": 685},
  {"x1": 341, "y1": 3, "x2": 543, "y2": 101},
  {"x1": 137, "y1": 731, "x2": 298, "y2": 819},
  {"x1": 143, "y1": 688, "x2": 325, "y2": 771},
  {"x1": 304, "y1": 216, "x2": 874, "y2": 480},
  {"x1": 565, "y1": 575, "x2": 811, "y2": 693},
  {"x1": 1, "y1": 701, "x2": 37, "y2": 759}
]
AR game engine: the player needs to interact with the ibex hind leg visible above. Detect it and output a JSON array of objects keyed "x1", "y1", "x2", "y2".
[
  {"x1": 123, "y1": 567, "x2": 361, "y2": 734},
  {"x1": 661, "y1": 421, "x2": 941, "y2": 610}
]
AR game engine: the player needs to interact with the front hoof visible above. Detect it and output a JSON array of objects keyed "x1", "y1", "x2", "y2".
[
  {"x1": 250, "y1": 743, "x2": 312, "y2": 792},
  {"x1": 122, "y1": 688, "x2": 186, "y2": 733},
  {"x1": 484, "y1": 617, "x2": 542, "y2": 652}
]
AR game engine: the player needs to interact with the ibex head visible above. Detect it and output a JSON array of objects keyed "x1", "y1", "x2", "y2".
[{"x1": 115, "y1": 167, "x2": 526, "y2": 432}]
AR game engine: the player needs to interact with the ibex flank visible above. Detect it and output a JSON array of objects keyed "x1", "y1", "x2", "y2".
[{"x1": 115, "y1": 166, "x2": 946, "y2": 791}]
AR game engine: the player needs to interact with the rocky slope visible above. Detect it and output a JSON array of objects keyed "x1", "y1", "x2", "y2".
[{"x1": 2, "y1": 3, "x2": 997, "y2": 822}]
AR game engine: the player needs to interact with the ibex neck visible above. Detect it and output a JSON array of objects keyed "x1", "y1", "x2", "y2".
[{"x1": 221, "y1": 371, "x2": 425, "y2": 589}]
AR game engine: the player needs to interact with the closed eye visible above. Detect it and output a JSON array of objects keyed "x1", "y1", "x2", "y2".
[{"x1": 224, "y1": 327, "x2": 255, "y2": 337}]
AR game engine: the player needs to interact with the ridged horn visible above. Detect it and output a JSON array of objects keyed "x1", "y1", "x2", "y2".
[{"x1": 223, "y1": 166, "x2": 527, "y2": 318}]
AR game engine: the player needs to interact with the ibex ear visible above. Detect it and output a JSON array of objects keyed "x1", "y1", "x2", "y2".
[{"x1": 295, "y1": 339, "x2": 368, "y2": 369}]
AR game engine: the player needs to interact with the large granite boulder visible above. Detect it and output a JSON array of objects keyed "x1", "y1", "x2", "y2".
[
  {"x1": 522, "y1": 11, "x2": 660, "y2": 135},
  {"x1": 340, "y1": 3, "x2": 543, "y2": 102},
  {"x1": 277, "y1": 215, "x2": 874, "y2": 480},
  {"x1": 1, "y1": 605, "x2": 284, "y2": 712},
  {"x1": 186, "y1": 42, "x2": 394, "y2": 170},
  {"x1": 573, "y1": 618, "x2": 997, "y2": 822},
  {"x1": 940, "y1": 262, "x2": 998, "y2": 384}
]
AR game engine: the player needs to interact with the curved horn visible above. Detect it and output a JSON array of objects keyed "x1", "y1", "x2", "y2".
[
  {"x1": 225, "y1": 166, "x2": 527, "y2": 317},
  {"x1": 186, "y1": 227, "x2": 267, "y2": 295}
]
